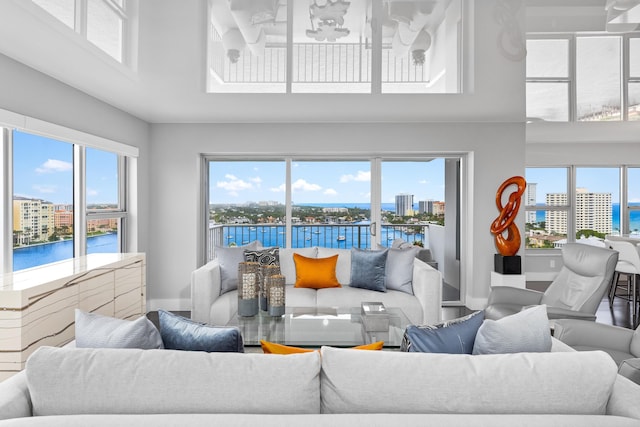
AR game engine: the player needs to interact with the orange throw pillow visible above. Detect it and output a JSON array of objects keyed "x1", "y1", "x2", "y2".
[
  {"x1": 293, "y1": 253, "x2": 341, "y2": 289},
  {"x1": 260, "y1": 340, "x2": 384, "y2": 354}
]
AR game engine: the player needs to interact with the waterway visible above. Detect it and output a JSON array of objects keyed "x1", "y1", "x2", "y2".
[{"x1": 13, "y1": 233, "x2": 118, "y2": 271}]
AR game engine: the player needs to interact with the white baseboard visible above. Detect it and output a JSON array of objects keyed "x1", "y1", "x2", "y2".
[{"x1": 147, "y1": 299, "x2": 191, "y2": 313}]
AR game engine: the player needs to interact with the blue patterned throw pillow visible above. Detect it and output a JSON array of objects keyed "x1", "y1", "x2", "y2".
[
  {"x1": 158, "y1": 310, "x2": 244, "y2": 353},
  {"x1": 401, "y1": 311, "x2": 484, "y2": 353}
]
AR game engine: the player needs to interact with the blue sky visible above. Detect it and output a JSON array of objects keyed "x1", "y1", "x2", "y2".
[
  {"x1": 210, "y1": 159, "x2": 446, "y2": 204},
  {"x1": 13, "y1": 131, "x2": 118, "y2": 205}
]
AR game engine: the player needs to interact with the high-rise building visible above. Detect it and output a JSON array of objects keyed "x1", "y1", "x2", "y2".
[
  {"x1": 13, "y1": 197, "x2": 55, "y2": 245},
  {"x1": 418, "y1": 200, "x2": 432, "y2": 214},
  {"x1": 395, "y1": 194, "x2": 414, "y2": 216},
  {"x1": 525, "y1": 182, "x2": 537, "y2": 224},
  {"x1": 545, "y1": 188, "x2": 612, "y2": 234}
]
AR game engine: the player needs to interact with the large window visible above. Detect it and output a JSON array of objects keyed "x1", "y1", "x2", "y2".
[
  {"x1": 527, "y1": 35, "x2": 640, "y2": 122},
  {"x1": 31, "y1": 0, "x2": 131, "y2": 64},
  {"x1": 526, "y1": 166, "x2": 635, "y2": 250},
  {"x1": 205, "y1": 156, "x2": 463, "y2": 302},
  {"x1": 2, "y1": 126, "x2": 132, "y2": 272},
  {"x1": 206, "y1": 0, "x2": 463, "y2": 94}
]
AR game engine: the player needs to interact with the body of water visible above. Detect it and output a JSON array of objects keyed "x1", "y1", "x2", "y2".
[{"x1": 13, "y1": 233, "x2": 118, "y2": 271}]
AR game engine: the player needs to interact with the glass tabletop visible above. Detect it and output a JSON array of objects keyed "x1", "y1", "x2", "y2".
[{"x1": 226, "y1": 306, "x2": 411, "y2": 348}]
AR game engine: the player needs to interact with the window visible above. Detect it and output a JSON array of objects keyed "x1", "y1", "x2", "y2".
[
  {"x1": 206, "y1": 0, "x2": 463, "y2": 94},
  {"x1": 526, "y1": 35, "x2": 639, "y2": 122},
  {"x1": 2, "y1": 124, "x2": 134, "y2": 273},
  {"x1": 526, "y1": 166, "x2": 637, "y2": 249},
  {"x1": 524, "y1": 168, "x2": 569, "y2": 249},
  {"x1": 31, "y1": 0, "x2": 130, "y2": 64},
  {"x1": 86, "y1": 147, "x2": 125, "y2": 254},
  {"x1": 205, "y1": 156, "x2": 463, "y2": 302},
  {"x1": 12, "y1": 131, "x2": 74, "y2": 270}
]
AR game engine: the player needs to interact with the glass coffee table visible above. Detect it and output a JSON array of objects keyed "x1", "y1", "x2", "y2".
[{"x1": 226, "y1": 306, "x2": 411, "y2": 349}]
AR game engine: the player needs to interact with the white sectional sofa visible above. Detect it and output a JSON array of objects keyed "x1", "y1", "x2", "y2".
[
  {"x1": 191, "y1": 247, "x2": 442, "y2": 326},
  {"x1": 1, "y1": 343, "x2": 640, "y2": 426}
]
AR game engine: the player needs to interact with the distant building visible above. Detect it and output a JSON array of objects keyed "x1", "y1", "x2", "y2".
[
  {"x1": 432, "y1": 201, "x2": 445, "y2": 216},
  {"x1": 418, "y1": 199, "x2": 444, "y2": 216},
  {"x1": 545, "y1": 188, "x2": 612, "y2": 234},
  {"x1": 13, "y1": 197, "x2": 55, "y2": 244},
  {"x1": 322, "y1": 207, "x2": 348, "y2": 213},
  {"x1": 395, "y1": 194, "x2": 414, "y2": 216}
]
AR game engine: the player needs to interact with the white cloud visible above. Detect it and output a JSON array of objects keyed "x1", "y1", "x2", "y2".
[
  {"x1": 250, "y1": 176, "x2": 262, "y2": 185},
  {"x1": 87, "y1": 188, "x2": 99, "y2": 197},
  {"x1": 216, "y1": 175, "x2": 254, "y2": 194},
  {"x1": 270, "y1": 183, "x2": 285, "y2": 193},
  {"x1": 35, "y1": 159, "x2": 72, "y2": 174},
  {"x1": 324, "y1": 188, "x2": 337, "y2": 196},
  {"x1": 292, "y1": 178, "x2": 322, "y2": 192},
  {"x1": 340, "y1": 170, "x2": 370, "y2": 183},
  {"x1": 419, "y1": 179, "x2": 429, "y2": 184},
  {"x1": 32, "y1": 184, "x2": 56, "y2": 194}
]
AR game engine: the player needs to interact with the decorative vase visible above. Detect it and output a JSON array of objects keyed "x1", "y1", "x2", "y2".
[
  {"x1": 238, "y1": 261, "x2": 260, "y2": 316},
  {"x1": 265, "y1": 274, "x2": 286, "y2": 317},
  {"x1": 260, "y1": 264, "x2": 281, "y2": 311}
]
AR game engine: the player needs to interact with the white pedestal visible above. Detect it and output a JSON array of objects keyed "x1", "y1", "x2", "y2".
[{"x1": 490, "y1": 271, "x2": 526, "y2": 289}]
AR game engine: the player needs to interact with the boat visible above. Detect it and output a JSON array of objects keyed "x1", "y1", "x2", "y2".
[
  {"x1": 337, "y1": 236, "x2": 346, "y2": 241},
  {"x1": 313, "y1": 231, "x2": 321, "y2": 234},
  {"x1": 249, "y1": 227, "x2": 256, "y2": 231}
]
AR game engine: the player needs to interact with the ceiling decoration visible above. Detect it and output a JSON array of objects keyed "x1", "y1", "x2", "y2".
[
  {"x1": 605, "y1": 0, "x2": 640, "y2": 32},
  {"x1": 306, "y1": 0, "x2": 351, "y2": 42},
  {"x1": 494, "y1": 0, "x2": 526, "y2": 62}
]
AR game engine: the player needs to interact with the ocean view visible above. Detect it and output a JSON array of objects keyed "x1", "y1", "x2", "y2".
[
  {"x1": 13, "y1": 233, "x2": 118, "y2": 271},
  {"x1": 535, "y1": 203, "x2": 640, "y2": 232}
]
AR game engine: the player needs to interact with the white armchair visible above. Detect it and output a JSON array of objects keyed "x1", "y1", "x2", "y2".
[{"x1": 485, "y1": 243, "x2": 619, "y2": 321}]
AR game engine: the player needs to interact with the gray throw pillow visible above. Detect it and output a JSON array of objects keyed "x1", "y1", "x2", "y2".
[
  {"x1": 349, "y1": 248, "x2": 388, "y2": 292},
  {"x1": 401, "y1": 310, "x2": 484, "y2": 353},
  {"x1": 384, "y1": 246, "x2": 419, "y2": 294},
  {"x1": 216, "y1": 241, "x2": 260, "y2": 295},
  {"x1": 472, "y1": 305, "x2": 552, "y2": 355},
  {"x1": 158, "y1": 310, "x2": 244, "y2": 353},
  {"x1": 75, "y1": 309, "x2": 164, "y2": 349}
]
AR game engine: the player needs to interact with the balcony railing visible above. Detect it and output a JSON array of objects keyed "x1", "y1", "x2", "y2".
[{"x1": 206, "y1": 223, "x2": 428, "y2": 262}]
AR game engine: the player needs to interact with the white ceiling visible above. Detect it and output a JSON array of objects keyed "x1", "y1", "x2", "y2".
[{"x1": 0, "y1": 0, "x2": 630, "y2": 123}]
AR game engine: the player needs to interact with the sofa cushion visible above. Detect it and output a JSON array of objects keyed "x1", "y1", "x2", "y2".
[
  {"x1": 244, "y1": 247, "x2": 279, "y2": 266},
  {"x1": 317, "y1": 248, "x2": 352, "y2": 285},
  {"x1": 158, "y1": 310, "x2": 244, "y2": 352},
  {"x1": 384, "y1": 246, "x2": 419, "y2": 294},
  {"x1": 279, "y1": 247, "x2": 317, "y2": 284},
  {"x1": 473, "y1": 305, "x2": 552, "y2": 355},
  {"x1": 320, "y1": 346, "x2": 618, "y2": 415},
  {"x1": 74, "y1": 309, "x2": 163, "y2": 350},
  {"x1": 26, "y1": 347, "x2": 321, "y2": 416},
  {"x1": 260, "y1": 340, "x2": 384, "y2": 354},
  {"x1": 349, "y1": 248, "x2": 388, "y2": 292},
  {"x1": 294, "y1": 254, "x2": 341, "y2": 289},
  {"x1": 216, "y1": 241, "x2": 261, "y2": 295},
  {"x1": 401, "y1": 310, "x2": 484, "y2": 353}
]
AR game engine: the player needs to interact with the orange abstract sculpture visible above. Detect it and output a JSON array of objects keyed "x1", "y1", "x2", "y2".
[{"x1": 490, "y1": 176, "x2": 526, "y2": 257}]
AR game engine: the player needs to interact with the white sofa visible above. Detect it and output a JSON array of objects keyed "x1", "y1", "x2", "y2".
[
  {"x1": 1, "y1": 343, "x2": 640, "y2": 426},
  {"x1": 191, "y1": 247, "x2": 442, "y2": 326}
]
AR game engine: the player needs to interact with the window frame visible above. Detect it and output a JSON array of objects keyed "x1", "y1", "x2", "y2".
[
  {"x1": 526, "y1": 33, "x2": 640, "y2": 122},
  {"x1": 0, "y1": 109, "x2": 137, "y2": 273}
]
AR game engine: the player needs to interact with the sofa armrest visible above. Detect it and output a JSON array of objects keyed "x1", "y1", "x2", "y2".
[
  {"x1": 411, "y1": 258, "x2": 442, "y2": 325},
  {"x1": 553, "y1": 319, "x2": 634, "y2": 353},
  {"x1": 544, "y1": 307, "x2": 596, "y2": 321},
  {"x1": 0, "y1": 371, "x2": 32, "y2": 420},
  {"x1": 607, "y1": 374, "x2": 640, "y2": 420},
  {"x1": 487, "y1": 287, "x2": 544, "y2": 306},
  {"x1": 190, "y1": 259, "x2": 222, "y2": 324}
]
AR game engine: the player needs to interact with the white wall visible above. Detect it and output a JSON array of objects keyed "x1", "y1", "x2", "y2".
[
  {"x1": 0, "y1": 53, "x2": 151, "y2": 256},
  {"x1": 148, "y1": 122, "x2": 525, "y2": 310}
]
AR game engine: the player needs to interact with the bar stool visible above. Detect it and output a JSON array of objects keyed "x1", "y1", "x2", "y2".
[{"x1": 605, "y1": 239, "x2": 640, "y2": 326}]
